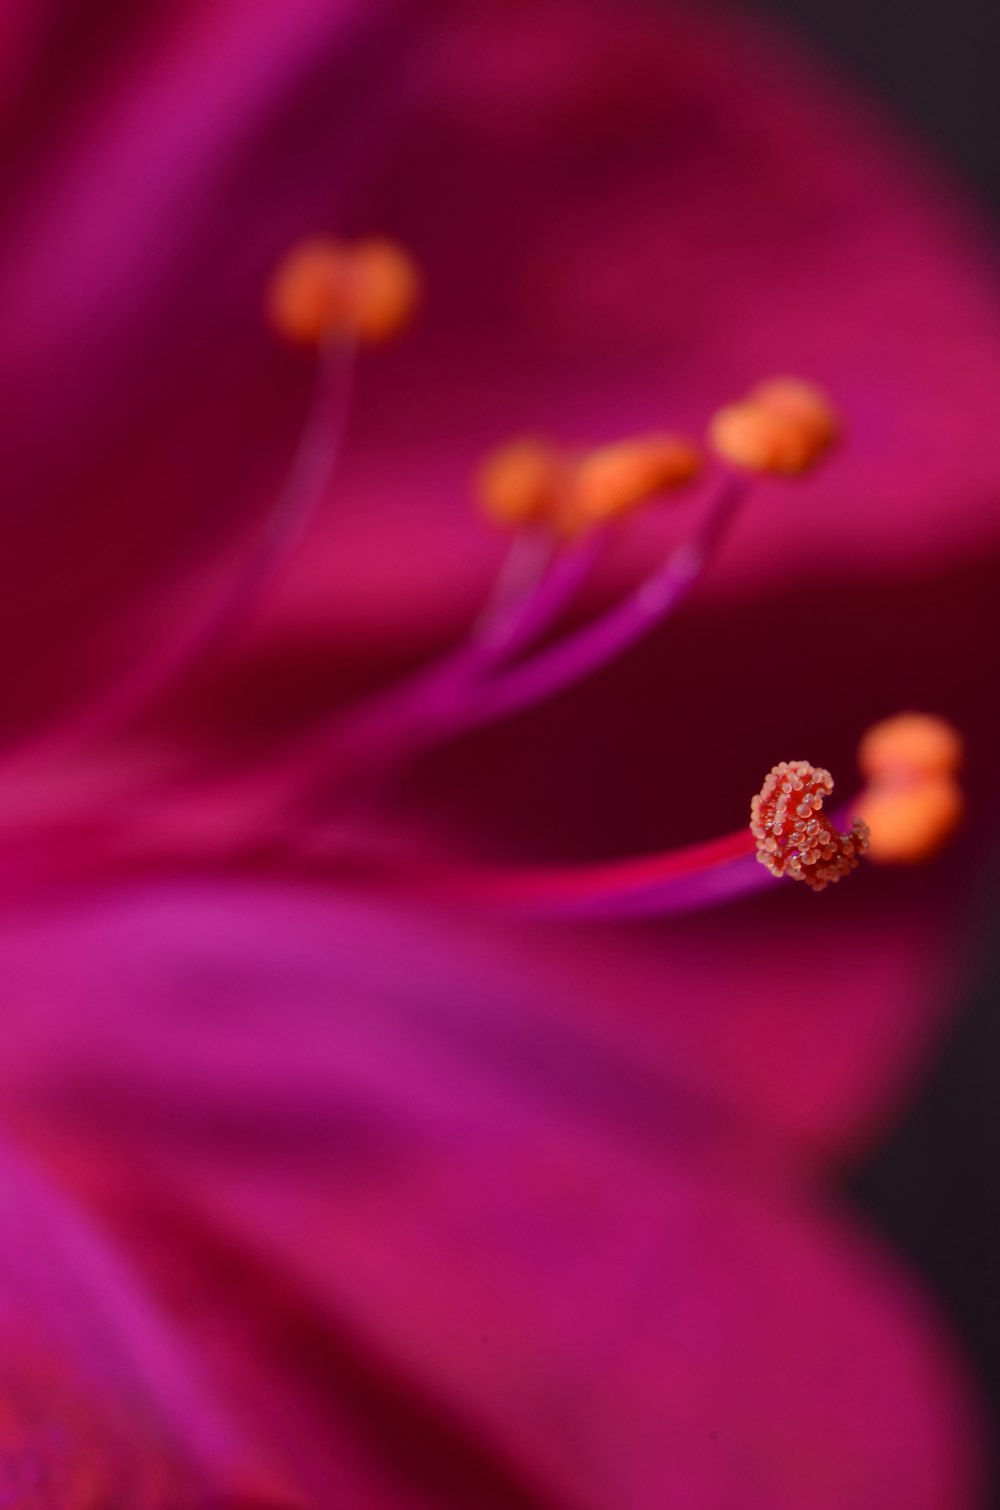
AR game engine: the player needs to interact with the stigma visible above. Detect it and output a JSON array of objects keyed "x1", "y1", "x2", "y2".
[{"x1": 751, "y1": 761, "x2": 870, "y2": 891}]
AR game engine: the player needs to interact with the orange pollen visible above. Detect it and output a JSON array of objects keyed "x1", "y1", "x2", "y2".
[
  {"x1": 857, "y1": 711, "x2": 964, "y2": 784},
  {"x1": 565, "y1": 434, "x2": 700, "y2": 531},
  {"x1": 854, "y1": 777, "x2": 963, "y2": 864},
  {"x1": 751, "y1": 759, "x2": 869, "y2": 891},
  {"x1": 854, "y1": 713, "x2": 964, "y2": 863},
  {"x1": 267, "y1": 235, "x2": 421, "y2": 346},
  {"x1": 478, "y1": 432, "x2": 700, "y2": 535},
  {"x1": 476, "y1": 439, "x2": 561, "y2": 528},
  {"x1": 709, "y1": 377, "x2": 838, "y2": 475}
]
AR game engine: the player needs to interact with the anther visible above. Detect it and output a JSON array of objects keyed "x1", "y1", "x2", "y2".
[
  {"x1": 709, "y1": 377, "x2": 838, "y2": 475},
  {"x1": 267, "y1": 236, "x2": 421, "y2": 346},
  {"x1": 855, "y1": 713, "x2": 964, "y2": 863},
  {"x1": 751, "y1": 759, "x2": 869, "y2": 891},
  {"x1": 564, "y1": 434, "x2": 700, "y2": 532},
  {"x1": 854, "y1": 778, "x2": 963, "y2": 864},
  {"x1": 478, "y1": 433, "x2": 700, "y2": 535},
  {"x1": 857, "y1": 712, "x2": 964, "y2": 783},
  {"x1": 477, "y1": 440, "x2": 561, "y2": 528}
]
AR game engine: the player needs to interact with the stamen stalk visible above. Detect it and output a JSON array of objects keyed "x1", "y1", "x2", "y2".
[{"x1": 306, "y1": 823, "x2": 767, "y2": 919}]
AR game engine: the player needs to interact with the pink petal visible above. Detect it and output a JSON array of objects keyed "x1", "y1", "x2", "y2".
[
  {"x1": 0, "y1": 1127, "x2": 288, "y2": 1505},
  {"x1": 0, "y1": 880, "x2": 985, "y2": 1505}
]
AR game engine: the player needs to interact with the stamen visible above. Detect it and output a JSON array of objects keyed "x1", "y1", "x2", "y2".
[
  {"x1": 278, "y1": 433, "x2": 704, "y2": 785},
  {"x1": 339, "y1": 825, "x2": 766, "y2": 920},
  {"x1": 751, "y1": 760, "x2": 869, "y2": 891},
  {"x1": 855, "y1": 778, "x2": 963, "y2": 864},
  {"x1": 477, "y1": 440, "x2": 561, "y2": 529},
  {"x1": 437, "y1": 469, "x2": 748, "y2": 736},
  {"x1": 709, "y1": 377, "x2": 838, "y2": 475},
  {"x1": 277, "y1": 525, "x2": 607, "y2": 780},
  {"x1": 854, "y1": 713, "x2": 964, "y2": 862},
  {"x1": 478, "y1": 433, "x2": 699, "y2": 536},
  {"x1": 561, "y1": 434, "x2": 700, "y2": 534},
  {"x1": 256, "y1": 466, "x2": 748, "y2": 810},
  {"x1": 0, "y1": 236, "x2": 425, "y2": 780},
  {"x1": 323, "y1": 756, "x2": 864, "y2": 919},
  {"x1": 858, "y1": 712, "x2": 964, "y2": 783},
  {"x1": 267, "y1": 236, "x2": 421, "y2": 346}
]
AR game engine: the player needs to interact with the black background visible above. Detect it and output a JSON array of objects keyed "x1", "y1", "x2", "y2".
[{"x1": 756, "y1": 0, "x2": 1000, "y2": 1495}]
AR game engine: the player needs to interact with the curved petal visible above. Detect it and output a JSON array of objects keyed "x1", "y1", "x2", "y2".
[
  {"x1": 0, "y1": 1128, "x2": 289, "y2": 1505},
  {"x1": 0, "y1": 880, "x2": 984, "y2": 1508}
]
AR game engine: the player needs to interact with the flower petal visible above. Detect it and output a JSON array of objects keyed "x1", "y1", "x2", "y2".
[
  {"x1": 0, "y1": 880, "x2": 985, "y2": 1505},
  {"x1": 0, "y1": 1127, "x2": 289, "y2": 1505}
]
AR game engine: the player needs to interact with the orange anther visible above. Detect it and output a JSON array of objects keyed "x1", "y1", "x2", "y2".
[
  {"x1": 568, "y1": 434, "x2": 700, "y2": 529},
  {"x1": 347, "y1": 237, "x2": 422, "y2": 343},
  {"x1": 267, "y1": 236, "x2": 420, "y2": 346},
  {"x1": 857, "y1": 713, "x2": 964, "y2": 784},
  {"x1": 477, "y1": 440, "x2": 560, "y2": 528},
  {"x1": 854, "y1": 776, "x2": 963, "y2": 864},
  {"x1": 709, "y1": 377, "x2": 838, "y2": 475},
  {"x1": 749, "y1": 377, "x2": 838, "y2": 451}
]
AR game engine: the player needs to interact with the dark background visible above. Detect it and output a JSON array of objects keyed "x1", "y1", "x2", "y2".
[
  {"x1": 760, "y1": 0, "x2": 1000, "y2": 201},
  {"x1": 755, "y1": 0, "x2": 1000, "y2": 1495}
]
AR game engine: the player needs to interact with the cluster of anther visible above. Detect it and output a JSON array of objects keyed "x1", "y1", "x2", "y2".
[
  {"x1": 710, "y1": 378, "x2": 838, "y2": 475},
  {"x1": 477, "y1": 433, "x2": 701, "y2": 536},
  {"x1": 751, "y1": 760, "x2": 870, "y2": 891}
]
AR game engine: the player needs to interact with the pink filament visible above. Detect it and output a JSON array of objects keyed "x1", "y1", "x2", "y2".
[
  {"x1": 246, "y1": 524, "x2": 609, "y2": 815},
  {"x1": 290, "y1": 469, "x2": 749, "y2": 795},
  {"x1": 335, "y1": 824, "x2": 768, "y2": 919}
]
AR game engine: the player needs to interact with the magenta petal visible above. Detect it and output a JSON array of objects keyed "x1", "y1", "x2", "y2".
[
  {"x1": 0, "y1": 1128, "x2": 285, "y2": 1506},
  {"x1": 0, "y1": 880, "x2": 984, "y2": 1505}
]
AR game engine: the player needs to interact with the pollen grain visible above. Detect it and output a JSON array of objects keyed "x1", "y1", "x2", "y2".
[{"x1": 751, "y1": 759, "x2": 869, "y2": 891}]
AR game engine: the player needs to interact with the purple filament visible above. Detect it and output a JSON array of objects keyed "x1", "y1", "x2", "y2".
[
  {"x1": 440, "y1": 471, "x2": 748, "y2": 735},
  {"x1": 278, "y1": 525, "x2": 608, "y2": 781}
]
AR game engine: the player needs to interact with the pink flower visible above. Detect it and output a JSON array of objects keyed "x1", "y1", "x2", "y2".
[{"x1": 0, "y1": 0, "x2": 996, "y2": 1504}]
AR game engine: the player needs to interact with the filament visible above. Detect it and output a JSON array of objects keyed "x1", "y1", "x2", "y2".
[
  {"x1": 300, "y1": 469, "x2": 749, "y2": 791},
  {"x1": 296, "y1": 822, "x2": 768, "y2": 920}
]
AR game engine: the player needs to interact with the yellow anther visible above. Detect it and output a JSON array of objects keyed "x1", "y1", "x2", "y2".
[
  {"x1": 854, "y1": 777, "x2": 963, "y2": 864},
  {"x1": 857, "y1": 712, "x2": 964, "y2": 784},
  {"x1": 477, "y1": 440, "x2": 561, "y2": 528},
  {"x1": 709, "y1": 377, "x2": 838, "y2": 475},
  {"x1": 567, "y1": 434, "x2": 700, "y2": 530},
  {"x1": 267, "y1": 236, "x2": 421, "y2": 346}
]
